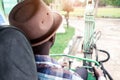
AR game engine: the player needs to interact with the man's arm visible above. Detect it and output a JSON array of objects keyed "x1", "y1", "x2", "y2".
[{"x1": 94, "y1": 67, "x2": 106, "y2": 80}]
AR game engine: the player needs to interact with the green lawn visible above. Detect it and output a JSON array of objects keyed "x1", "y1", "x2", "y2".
[
  {"x1": 97, "y1": 8, "x2": 120, "y2": 18},
  {"x1": 60, "y1": 7, "x2": 120, "y2": 18},
  {"x1": 50, "y1": 26, "x2": 75, "y2": 54}
]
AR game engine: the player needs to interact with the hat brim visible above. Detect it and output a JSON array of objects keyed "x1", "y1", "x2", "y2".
[{"x1": 31, "y1": 12, "x2": 62, "y2": 47}]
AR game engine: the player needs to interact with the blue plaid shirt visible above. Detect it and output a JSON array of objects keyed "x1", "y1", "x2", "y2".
[{"x1": 35, "y1": 55, "x2": 83, "y2": 80}]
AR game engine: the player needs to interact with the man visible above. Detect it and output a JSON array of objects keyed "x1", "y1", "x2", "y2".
[{"x1": 9, "y1": 0, "x2": 105, "y2": 80}]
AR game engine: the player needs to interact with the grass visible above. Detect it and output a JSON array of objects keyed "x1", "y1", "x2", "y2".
[
  {"x1": 97, "y1": 8, "x2": 120, "y2": 18},
  {"x1": 60, "y1": 7, "x2": 120, "y2": 18},
  {"x1": 50, "y1": 26, "x2": 75, "y2": 54}
]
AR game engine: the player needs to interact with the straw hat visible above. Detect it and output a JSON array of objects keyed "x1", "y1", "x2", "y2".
[{"x1": 9, "y1": 0, "x2": 62, "y2": 46}]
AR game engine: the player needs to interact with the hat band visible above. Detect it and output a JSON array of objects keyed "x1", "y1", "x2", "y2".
[{"x1": 30, "y1": 35, "x2": 46, "y2": 45}]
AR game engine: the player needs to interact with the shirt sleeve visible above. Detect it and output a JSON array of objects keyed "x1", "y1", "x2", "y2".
[
  {"x1": 98, "y1": 76, "x2": 106, "y2": 80},
  {"x1": 72, "y1": 73, "x2": 83, "y2": 80},
  {"x1": 35, "y1": 55, "x2": 83, "y2": 80}
]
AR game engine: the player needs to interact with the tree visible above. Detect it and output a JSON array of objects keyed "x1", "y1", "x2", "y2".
[
  {"x1": 0, "y1": 0, "x2": 5, "y2": 15},
  {"x1": 99, "y1": 0, "x2": 106, "y2": 6},
  {"x1": 99, "y1": 0, "x2": 120, "y2": 7},
  {"x1": 62, "y1": 0, "x2": 74, "y2": 27},
  {"x1": 94, "y1": 0, "x2": 99, "y2": 17},
  {"x1": 107, "y1": 0, "x2": 120, "y2": 7}
]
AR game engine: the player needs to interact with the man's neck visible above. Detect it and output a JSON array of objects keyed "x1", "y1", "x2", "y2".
[{"x1": 32, "y1": 42, "x2": 51, "y2": 55}]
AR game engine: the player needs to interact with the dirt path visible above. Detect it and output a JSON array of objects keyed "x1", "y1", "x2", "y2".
[
  {"x1": 96, "y1": 18, "x2": 120, "y2": 80},
  {"x1": 69, "y1": 18, "x2": 120, "y2": 80}
]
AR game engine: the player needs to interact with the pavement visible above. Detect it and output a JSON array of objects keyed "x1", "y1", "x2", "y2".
[{"x1": 67, "y1": 17, "x2": 120, "y2": 80}]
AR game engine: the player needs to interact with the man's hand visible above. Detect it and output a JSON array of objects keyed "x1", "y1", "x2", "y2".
[
  {"x1": 93, "y1": 67, "x2": 106, "y2": 80},
  {"x1": 94, "y1": 67, "x2": 104, "y2": 77}
]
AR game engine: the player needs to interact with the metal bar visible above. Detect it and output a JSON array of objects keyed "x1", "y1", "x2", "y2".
[{"x1": 50, "y1": 54, "x2": 100, "y2": 66}]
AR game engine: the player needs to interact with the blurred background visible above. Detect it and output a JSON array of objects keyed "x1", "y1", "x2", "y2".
[{"x1": 0, "y1": 0, "x2": 120, "y2": 80}]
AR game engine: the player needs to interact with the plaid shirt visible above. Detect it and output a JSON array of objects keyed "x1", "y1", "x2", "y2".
[{"x1": 35, "y1": 55, "x2": 83, "y2": 80}]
